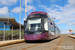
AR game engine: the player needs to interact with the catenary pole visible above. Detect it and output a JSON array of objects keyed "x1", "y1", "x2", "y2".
[
  {"x1": 25, "y1": 0, "x2": 27, "y2": 21},
  {"x1": 19, "y1": 0, "x2": 21, "y2": 39}
]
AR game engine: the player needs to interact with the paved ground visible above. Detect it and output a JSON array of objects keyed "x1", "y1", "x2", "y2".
[
  {"x1": 0, "y1": 35, "x2": 75, "y2": 50},
  {"x1": 57, "y1": 35, "x2": 75, "y2": 50}
]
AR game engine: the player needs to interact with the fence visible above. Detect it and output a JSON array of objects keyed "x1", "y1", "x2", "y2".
[{"x1": 0, "y1": 31, "x2": 24, "y2": 41}]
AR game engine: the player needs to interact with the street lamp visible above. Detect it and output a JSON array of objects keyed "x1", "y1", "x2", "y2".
[
  {"x1": 3, "y1": 10, "x2": 10, "y2": 41},
  {"x1": 8, "y1": 10, "x2": 10, "y2": 23},
  {"x1": 8, "y1": 10, "x2": 10, "y2": 40},
  {"x1": 8, "y1": 10, "x2": 10, "y2": 31}
]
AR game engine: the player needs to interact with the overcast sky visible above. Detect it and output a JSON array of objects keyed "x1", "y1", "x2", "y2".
[{"x1": 0, "y1": 0, "x2": 75, "y2": 34}]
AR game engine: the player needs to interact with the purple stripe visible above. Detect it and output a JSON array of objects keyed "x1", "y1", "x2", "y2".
[
  {"x1": 24, "y1": 32, "x2": 48, "y2": 40},
  {"x1": 28, "y1": 11, "x2": 47, "y2": 16}
]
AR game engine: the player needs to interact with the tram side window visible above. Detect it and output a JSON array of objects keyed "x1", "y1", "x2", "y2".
[{"x1": 44, "y1": 18, "x2": 48, "y2": 31}]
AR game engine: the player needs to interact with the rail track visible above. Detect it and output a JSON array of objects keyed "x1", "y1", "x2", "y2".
[
  {"x1": 68, "y1": 37, "x2": 75, "y2": 43},
  {"x1": 0, "y1": 37, "x2": 61, "y2": 50},
  {"x1": 53, "y1": 36, "x2": 75, "y2": 50},
  {"x1": 52, "y1": 36, "x2": 64, "y2": 50},
  {"x1": 22, "y1": 43, "x2": 41, "y2": 50}
]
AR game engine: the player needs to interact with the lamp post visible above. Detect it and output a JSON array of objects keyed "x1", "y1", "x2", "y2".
[
  {"x1": 52, "y1": 18, "x2": 56, "y2": 38},
  {"x1": 8, "y1": 10, "x2": 10, "y2": 40}
]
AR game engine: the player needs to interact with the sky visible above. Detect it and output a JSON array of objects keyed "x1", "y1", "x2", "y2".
[{"x1": 0, "y1": 0, "x2": 75, "y2": 34}]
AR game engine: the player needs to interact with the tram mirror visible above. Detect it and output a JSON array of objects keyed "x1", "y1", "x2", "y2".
[
  {"x1": 25, "y1": 21, "x2": 26, "y2": 23},
  {"x1": 51, "y1": 23, "x2": 53, "y2": 25}
]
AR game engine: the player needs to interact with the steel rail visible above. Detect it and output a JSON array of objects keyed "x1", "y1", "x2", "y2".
[{"x1": 53, "y1": 36, "x2": 64, "y2": 50}]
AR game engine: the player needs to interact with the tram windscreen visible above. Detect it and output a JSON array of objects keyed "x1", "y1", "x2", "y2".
[{"x1": 25, "y1": 18, "x2": 42, "y2": 32}]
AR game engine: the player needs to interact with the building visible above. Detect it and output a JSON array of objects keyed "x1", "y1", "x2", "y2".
[{"x1": 0, "y1": 16, "x2": 24, "y2": 31}]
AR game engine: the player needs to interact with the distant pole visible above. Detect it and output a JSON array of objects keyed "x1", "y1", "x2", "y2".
[
  {"x1": 70, "y1": 21, "x2": 71, "y2": 29},
  {"x1": 19, "y1": 0, "x2": 21, "y2": 39},
  {"x1": 25, "y1": 0, "x2": 27, "y2": 21},
  {"x1": 67, "y1": 27, "x2": 69, "y2": 35}
]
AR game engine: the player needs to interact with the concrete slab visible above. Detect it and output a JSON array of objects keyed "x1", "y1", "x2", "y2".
[
  {"x1": 0, "y1": 39, "x2": 25, "y2": 47},
  {"x1": 68, "y1": 35, "x2": 75, "y2": 38}
]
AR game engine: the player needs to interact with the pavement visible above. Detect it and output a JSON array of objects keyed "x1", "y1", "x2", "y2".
[
  {"x1": 0, "y1": 39, "x2": 25, "y2": 47},
  {"x1": 68, "y1": 35, "x2": 75, "y2": 38}
]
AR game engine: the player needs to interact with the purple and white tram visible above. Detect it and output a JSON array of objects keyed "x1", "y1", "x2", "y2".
[{"x1": 24, "y1": 11, "x2": 61, "y2": 41}]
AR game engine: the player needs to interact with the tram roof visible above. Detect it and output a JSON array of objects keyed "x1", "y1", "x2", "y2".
[
  {"x1": 28, "y1": 11, "x2": 54, "y2": 22},
  {"x1": 28, "y1": 11, "x2": 47, "y2": 16}
]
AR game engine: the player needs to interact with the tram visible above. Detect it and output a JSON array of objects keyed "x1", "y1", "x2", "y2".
[{"x1": 24, "y1": 11, "x2": 61, "y2": 41}]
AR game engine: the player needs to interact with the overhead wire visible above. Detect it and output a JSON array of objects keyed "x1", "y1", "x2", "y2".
[
  {"x1": 40, "y1": 0, "x2": 46, "y2": 6},
  {"x1": 40, "y1": 0, "x2": 50, "y2": 12}
]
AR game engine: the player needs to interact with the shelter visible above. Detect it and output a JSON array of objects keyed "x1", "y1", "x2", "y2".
[{"x1": 0, "y1": 16, "x2": 24, "y2": 31}]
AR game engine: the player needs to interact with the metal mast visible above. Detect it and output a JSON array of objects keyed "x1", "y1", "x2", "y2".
[
  {"x1": 25, "y1": 0, "x2": 27, "y2": 21},
  {"x1": 19, "y1": 0, "x2": 21, "y2": 39}
]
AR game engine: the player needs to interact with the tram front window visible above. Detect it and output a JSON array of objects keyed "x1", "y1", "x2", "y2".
[
  {"x1": 30, "y1": 23, "x2": 41, "y2": 31},
  {"x1": 25, "y1": 18, "x2": 42, "y2": 32}
]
